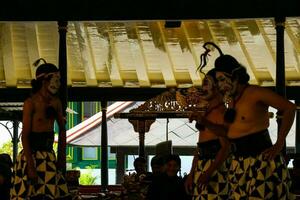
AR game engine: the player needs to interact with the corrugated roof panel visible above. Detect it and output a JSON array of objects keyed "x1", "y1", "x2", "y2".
[{"x1": 0, "y1": 18, "x2": 299, "y2": 88}]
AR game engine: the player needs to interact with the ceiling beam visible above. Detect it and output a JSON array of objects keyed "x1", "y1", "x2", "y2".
[
  {"x1": 230, "y1": 21, "x2": 259, "y2": 84},
  {"x1": 255, "y1": 20, "x2": 277, "y2": 81},
  {"x1": 106, "y1": 25, "x2": 124, "y2": 87},
  {"x1": 1, "y1": 0, "x2": 299, "y2": 21},
  {"x1": 74, "y1": 22, "x2": 98, "y2": 86},
  {"x1": 1, "y1": 24, "x2": 16, "y2": 86},
  {"x1": 181, "y1": 22, "x2": 202, "y2": 86},
  {"x1": 127, "y1": 23, "x2": 151, "y2": 87},
  {"x1": 25, "y1": 23, "x2": 40, "y2": 79},
  {"x1": 1, "y1": 86, "x2": 300, "y2": 102},
  {"x1": 156, "y1": 22, "x2": 177, "y2": 87},
  {"x1": 285, "y1": 21, "x2": 300, "y2": 73}
]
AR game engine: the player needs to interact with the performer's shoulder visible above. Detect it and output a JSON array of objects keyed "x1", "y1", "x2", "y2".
[
  {"x1": 24, "y1": 97, "x2": 34, "y2": 105},
  {"x1": 245, "y1": 84, "x2": 271, "y2": 95}
]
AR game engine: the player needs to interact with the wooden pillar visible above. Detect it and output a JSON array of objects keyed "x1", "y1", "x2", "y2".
[
  {"x1": 129, "y1": 119, "x2": 155, "y2": 158},
  {"x1": 139, "y1": 129, "x2": 145, "y2": 158},
  {"x1": 275, "y1": 16, "x2": 286, "y2": 155},
  {"x1": 12, "y1": 120, "x2": 19, "y2": 164},
  {"x1": 296, "y1": 101, "x2": 300, "y2": 154},
  {"x1": 101, "y1": 100, "x2": 108, "y2": 192},
  {"x1": 57, "y1": 21, "x2": 68, "y2": 173}
]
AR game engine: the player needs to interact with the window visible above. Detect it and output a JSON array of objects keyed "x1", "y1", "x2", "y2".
[
  {"x1": 82, "y1": 147, "x2": 98, "y2": 160},
  {"x1": 66, "y1": 147, "x2": 74, "y2": 161}
]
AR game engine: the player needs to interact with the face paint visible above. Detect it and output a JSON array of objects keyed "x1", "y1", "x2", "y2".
[
  {"x1": 47, "y1": 72, "x2": 61, "y2": 95},
  {"x1": 216, "y1": 72, "x2": 233, "y2": 94},
  {"x1": 200, "y1": 75, "x2": 215, "y2": 100},
  {"x1": 216, "y1": 72, "x2": 239, "y2": 106}
]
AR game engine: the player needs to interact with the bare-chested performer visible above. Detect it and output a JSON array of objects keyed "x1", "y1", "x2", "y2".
[
  {"x1": 11, "y1": 59, "x2": 70, "y2": 199},
  {"x1": 185, "y1": 69, "x2": 231, "y2": 200},
  {"x1": 194, "y1": 43, "x2": 296, "y2": 199}
]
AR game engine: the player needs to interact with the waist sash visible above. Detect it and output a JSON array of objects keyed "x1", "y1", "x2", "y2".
[
  {"x1": 197, "y1": 139, "x2": 221, "y2": 159},
  {"x1": 230, "y1": 129, "x2": 272, "y2": 157},
  {"x1": 29, "y1": 131, "x2": 54, "y2": 152}
]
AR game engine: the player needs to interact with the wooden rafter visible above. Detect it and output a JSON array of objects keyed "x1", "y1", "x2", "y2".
[
  {"x1": 105, "y1": 24, "x2": 124, "y2": 87},
  {"x1": 25, "y1": 23, "x2": 40, "y2": 79},
  {"x1": 181, "y1": 22, "x2": 202, "y2": 86},
  {"x1": 156, "y1": 22, "x2": 177, "y2": 87},
  {"x1": 255, "y1": 20, "x2": 277, "y2": 81},
  {"x1": 74, "y1": 22, "x2": 98, "y2": 86},
  {"x1": 230, "y1": 21, "x2": 259, "y2": 84},
  {"x1": 127, "y1": 23, "x2": 151, "y2": 87},
  {"x1": 1, "y1": 24, "x2": 16, "y2": 86},
  {"x1": 285, "y1": 21, "x2": 300, "y2": 73}
]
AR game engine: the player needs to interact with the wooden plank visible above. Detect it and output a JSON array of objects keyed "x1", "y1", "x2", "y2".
[
  {"x1": 1, "y1": 23, "x2": 16, "y2": 86},
  {"x1": 74, "y1": 22, "x2": 98, "y2": 86},
  {"x1": 25, "y1": 23, "x2": 40, "y2": 79}
]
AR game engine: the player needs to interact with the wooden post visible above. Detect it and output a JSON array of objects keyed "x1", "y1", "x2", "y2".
[
  {"x1": 57, "y1": 21, "x2": 68, "y2": 173},
  {"x1": 101, "y1": 100, "x2": 108, "y2": 192},
  {"x1": 275, "y1": 16, "x2": 286, "y2": 155},
  {"x1": 296, "y1": 101, "x2": 300, "y2": 154},
  {"x1": 12, "y1": 120, "x2": 19, "y2": 164},
  {"x1": 128, "y1": 119, "x2": 155, "y2": 158}
]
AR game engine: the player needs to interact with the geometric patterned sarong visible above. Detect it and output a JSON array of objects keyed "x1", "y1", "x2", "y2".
[
  {"x1": 228, "y1": 153, "x2": 295, "y2": 200},
  {"x1": 10, "y1": 150, "x2": 70, "y2": 200},
  {"x1": 192, "y1": 158, "x2": 230, "y2": 200}
]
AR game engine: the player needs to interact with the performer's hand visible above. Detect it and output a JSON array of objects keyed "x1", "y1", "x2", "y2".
[
  {"x1": 262, "y1": 140, "x2": 284, "y2": 161},
  {"x1": 197, "y1": 172, "x2": 210, "y2": 193},
  {"x1": 27, "y1": 165, "x2": 38, "y2": 184},
  {"x1": 184, "y1": 173, "x2": 194, "y2": 195}
]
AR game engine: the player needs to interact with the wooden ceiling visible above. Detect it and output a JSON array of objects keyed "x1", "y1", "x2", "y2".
[{"x1": 0, "y1": 19, "x2": 299, "y2": 89}]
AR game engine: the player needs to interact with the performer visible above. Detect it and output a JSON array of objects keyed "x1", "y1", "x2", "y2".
[
  {"x1": 11, "y1": 59, "x2": 70, "y2": 199},
  {"x1": 186, "y1": 69, "x2": 231, "y2": 200},
  {"x1": 196, "y1": 42, "x2": 296, "y2": 199}
]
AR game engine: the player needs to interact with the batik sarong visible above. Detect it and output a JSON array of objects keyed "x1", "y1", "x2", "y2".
[
  {"x1": 228, "y1": 130, "x2": 294, "y2": 200},
  {"x1": 192, "y1": 139, "x2": 230, "y2": 200},
  {"x1": 10, "y1": 132, "x2": 70, "y2": 200}
]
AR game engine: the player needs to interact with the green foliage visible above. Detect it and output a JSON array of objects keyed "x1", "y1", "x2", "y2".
[
  {"x1": 0, "y1": 140, "x2": 22, "y2": 158},
  {"x1": 79, "y1": 165, "x2": 98, "y2": 185}
]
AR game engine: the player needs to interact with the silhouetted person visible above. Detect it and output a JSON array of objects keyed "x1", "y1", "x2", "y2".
[
  {"x1": 10, "y1": 59, "x2": 70, "y2": 200},
  {"x1": 0, "y1": 153, "x2": 13, "y2": 200},
  {"x1": 187, "y1": 69, "x2": 230, "y2": 200},
  {"x1": 147, "y1": 154, "x2": 189, "y2": 200}
]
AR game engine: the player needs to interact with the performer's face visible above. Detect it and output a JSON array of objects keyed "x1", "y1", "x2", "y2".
[
  {"x1": 200, "y1": 75, "x2": 216, "y2": 100},
  {"x1": 166, "y1": 160, "x2": 180, "y2": 177},
  {"x1": 47, "y1": 73, "x2": 61, "y2": 95},
  {"x1": 216, "y1": 72, "x2": 235, "y2": 94}
]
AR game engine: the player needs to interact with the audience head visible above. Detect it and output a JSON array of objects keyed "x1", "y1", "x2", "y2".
[
  {"x1": 165, "y1": 154, "x2": 181, "y2": 177},
  {"x1": 134, "y1": 157, "x2": 147, "y2": 175}
]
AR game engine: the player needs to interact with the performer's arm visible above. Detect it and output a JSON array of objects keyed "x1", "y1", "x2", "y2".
[
  {"x1": 199, "y1": 137, "x2": 230, "y2": 183},
  {"x1": 256, "y1": 87, "x2": 296, "y2": 160},
  {"x1": 21, "y1": 99, "x2": 37, "y2": 180},
  {"x1": 196, "y1": 137, "x2": 230, "y2": 190},
  {"x1": 200, "y1": 118, "x2": 228, "y2": 138},
  {"x1": 189, "y1": 112, "x2": 228, "y2": 137},
  {"x1": 184, "y1": 149, "x2": 199, "y2": 194}
]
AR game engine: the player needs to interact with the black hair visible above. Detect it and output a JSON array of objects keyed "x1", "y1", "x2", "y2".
[
  {"x1": 214, "y1": 55, "x2": 250, "y2": 84},
  {"x1": 197, "y1": 42, "x2": 250, "y2": 84},
  {"x1": 165, "y1": 154, "x2": 181, "y2": 168},
  {"x1": 150, "y1": 155, "x2": 164, "y2": 167},
  {"x1": 0, "y1": 153, "x2": 13, "y2": 168},
  {"x1": 205, "y1": 68, "x2": 218, "y2": 84},
  {"x1": 31, "y1": 58, "x2": 59, "y2": 94},
  {"x1": 134, "y1": 157, "x2": 146, "y2": 167},
  {"x1": 197, "y1": 42, "x2": 223, "y2": 75}
]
